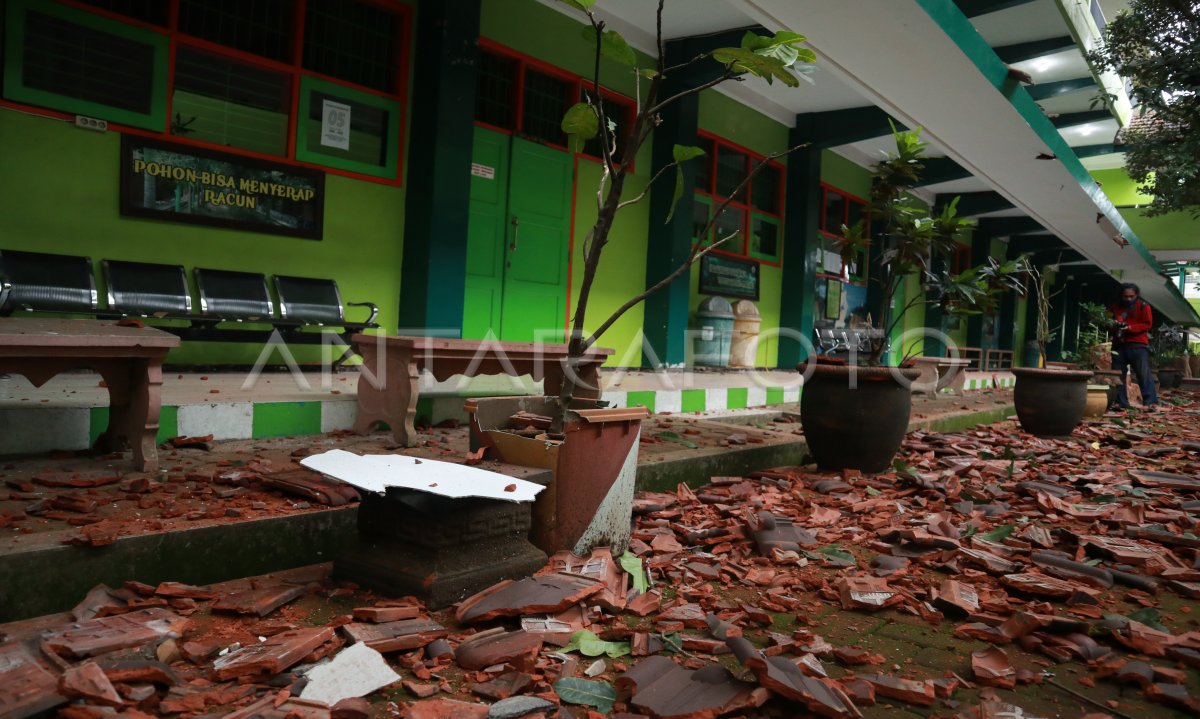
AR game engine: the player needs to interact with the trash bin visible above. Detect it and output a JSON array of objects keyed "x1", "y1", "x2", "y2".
[
  {"x1": 694, "y1": 296, "x2": 734, "y2": 367},
  {"x1": 729, "y1": 300, "x2": 761, "y2": 368}
]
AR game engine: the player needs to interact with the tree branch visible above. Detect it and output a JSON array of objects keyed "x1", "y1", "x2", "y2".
[
  {"x1": 646, "y1": 71, "x2": 739, "y2": 116},
  {"x1": 617, "y1": 161, "x2": 677, "y2": 209}
]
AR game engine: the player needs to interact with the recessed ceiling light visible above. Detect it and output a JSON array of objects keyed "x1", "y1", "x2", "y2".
[{"x1": 1031, "y1": 57, "x2": 1058, "y2": 74}]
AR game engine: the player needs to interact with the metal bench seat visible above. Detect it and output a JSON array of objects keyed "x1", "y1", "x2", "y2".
[
  {"x1": 103, "y1": 259, "x2": 193, "y2": 319},
  {"x1": 274, "y1": 275, "x2": 378, "y2": 329},
  {"x1": 0, "y1": 250, "x2": 106, "y2": 317},
  {"x1": 194, "y1": 268, "x2": 276, "y2": 323}
]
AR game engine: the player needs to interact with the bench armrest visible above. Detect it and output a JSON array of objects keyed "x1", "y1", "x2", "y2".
[
  {"x1": 347, "y1": 301, "x2": 379, "y2": 326},
  {"x1": 0, "y1": 277, "x2": 11, "y2": 314}
]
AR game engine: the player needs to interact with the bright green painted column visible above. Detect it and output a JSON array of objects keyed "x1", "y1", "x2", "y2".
[
  {"x1": 398, "y1": 0, "x2": 481, "y2": 334},
  {"x1": 777, "y1": 124, "x2": 821, "y2": 368}
]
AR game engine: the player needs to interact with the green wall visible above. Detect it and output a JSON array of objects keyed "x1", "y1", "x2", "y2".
[
  {"x1": 0, "y1": 111, "x2": 405, "y2": 364},
  {"x1": 1092, "y1": 167, "x2": 1199, "y2": 250}
]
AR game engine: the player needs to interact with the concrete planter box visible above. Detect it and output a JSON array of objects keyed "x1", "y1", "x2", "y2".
[{"x1": 469, "y1": 396, "x2": 647, "y2": 556}]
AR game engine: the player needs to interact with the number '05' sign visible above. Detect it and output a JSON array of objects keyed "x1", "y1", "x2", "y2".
[{"x1": 320, "y1": 99, "x2": 352, "y2": 151}]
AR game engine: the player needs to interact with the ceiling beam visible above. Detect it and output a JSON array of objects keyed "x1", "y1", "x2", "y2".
[
  {"x1": 1073, "y1": 143, "x2": 1122, "y2": 158},
  {"x1": 799, "y1": 106, "x2": 897, "y2": 149},
  {"x1": 1050, "y1": 110, "x2": 1111, "y2": 129},
  {"x1": 993, "y1": 35, "x2": 1076, "y2": 64},
  {"x1": 939, "y1": 191, "x2": 1013, "y2": 217},
  {"x1": 914, "y1": 157, "x2": 972, "y2": 187},
  {"x1": 953, "y1": 0, "x2": 1038, "y2": 18},
  {"x1": 1027, "y1": 76, "x2": 1097, "y2": 102},
  {"x1": 1009, "y1": 234, "x2": 1066, "y2": 254}
]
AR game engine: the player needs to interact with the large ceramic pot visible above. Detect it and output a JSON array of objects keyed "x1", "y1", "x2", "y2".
[
  {"x1": 1158, "y1": 369, "x2": 1182, "y2": 389},
  {"x1": 798, "y1": 363, "x2": 922, "y2": 474},
  {"x1": 1083, "y1": 385, "x2": 1110, "y2": 418},
  {"x1": 1011, "y1": 368, "x2": 1093, "y2": 437}
]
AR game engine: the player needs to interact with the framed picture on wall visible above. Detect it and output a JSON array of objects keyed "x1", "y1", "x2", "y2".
[{"x1": 825, "y1": 280, "x2": 842, "y2": 320}]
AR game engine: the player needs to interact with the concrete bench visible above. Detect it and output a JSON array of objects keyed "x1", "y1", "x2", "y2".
[{"x1": 351, "y1": 335, "x2": 614, "y2": 446}]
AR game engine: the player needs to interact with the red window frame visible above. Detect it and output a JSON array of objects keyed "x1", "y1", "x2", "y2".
[
  {"x1": 474, "y1": 39, "x2": 637, "y2": 169},
  {"x1": 1, "y1": 0, "x2": 412, "y2": 187},
  {"x1": 691, "y1": 130, "x2": 785, "y2": 267},
  {"x1": 818, "y1": 183, "x2": 869, "y2": 285},
  {"x1": 950, "y1": 242, "x2": 971, "y2": 275}
]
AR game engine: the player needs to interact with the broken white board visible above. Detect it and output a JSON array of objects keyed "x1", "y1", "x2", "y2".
[
  {"x1": 300, "y1": 449, "x2": 544, "y2": 503},
  {"x1": 299, "y1": 642, "x2": 400, "y2": 705}
]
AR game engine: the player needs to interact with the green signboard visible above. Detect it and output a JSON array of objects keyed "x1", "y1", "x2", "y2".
[
  {"x1": 699, "y1": 253, "x2": 759, "y2": 300},
  {"x1": 120, "y1": 136, "x2": 324, "y2": 239}
]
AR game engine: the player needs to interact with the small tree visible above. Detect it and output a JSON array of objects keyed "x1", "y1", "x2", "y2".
[
  {"x1": 1088, "y1": 0, "x2": 1200, "y2": 217},
  {"x1": 552, "y1": 0, "x2": 814, "y2": 433},
  {"x1": 835, "y1": 127, "x2": 1028, "y2": 366}
]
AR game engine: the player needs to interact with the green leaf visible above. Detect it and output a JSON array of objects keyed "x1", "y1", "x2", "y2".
[
  {"x1": 665, "y1": 145, "x2": 706, "y2": 223},
  {"x1": 711, "y1": 47, "x2": 800, "y2": 86},
  {"x1": 656, "y1": 431, "x2": 698, "y2": 449},
  {"x1": 1126, "y1": 607, "x2": 1168, "y2": 632},
  {"x1": 978, "y1": 524, "x2": 1014, "y2": 542},
  {"x1": 639, "y1": 68, "x2": 660, "y2": 79},
  {"x1": 562, "y1": 102, "x2": 599, "y2": 154},
  {"x1": 804, "y1": 545, "x2": 856, "y2": 566},
  {"x1": 660, "y1": 632, "x2": 683, "y2": 654},
  {"x1": 619, "y1": 551, "x2": 649, "y2": 594},
  {"x1": 563, "y1": 630, "x2": 630, "y2": 658},
  {"x1": 558, "y1": 0, "x2": 597, "y2": 10},
  {"x1": 582, "y1": 26, "x2": 637, "y2": 67},
  {"x1": 740, "y1": 30, "x2": 814, "y2": 67},
  {"x1": 554, "y1": 677, "x2": 617, "y2": 714}
]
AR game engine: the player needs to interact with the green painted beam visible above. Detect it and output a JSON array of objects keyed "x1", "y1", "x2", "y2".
[
  {"x1": 808, "y1": 106, "x2": 898, "y2": 149},
  {"x1": 398, "y1": 0, "x2": 481, "y2": 333},
  {"x1": 993, "y1": 35, "x2": 1076, "y2": 64},
  {"x1": 1050, "y1": 110, "x2": 1111, "y2": 129},
  {"x1": 914, "y1": 156, "x2": 972, "y2": 187},
  {"x1": 1009, "y1": 234, "x2": 1067, "y2": 254},
  {"x1": 778, "y1": 120, "x2": 823, "y2": 368},
  {"x1": 1073, "y1": 143, "x2": 1121, "y2": 158},
  {"x1": 645, "y1": 33, "x2": 737, "y2": 366},
  {"x1": 938, "y1": 191, "x2": 1013, "y2": 217},
  {"x1": 1027, "y1": 76, "x2": 1097, "y2": 101},
  {"x1": 954, "y1": 0, "x2": 1037, "y2": 18},
  {"x1": 976, "y1": 216, "x2": 1043, "y2": 237}
]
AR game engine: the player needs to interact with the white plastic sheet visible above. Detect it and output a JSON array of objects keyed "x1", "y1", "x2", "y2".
[{"x1": 300, "y1": 449, "x2": 544, "y2": 503}]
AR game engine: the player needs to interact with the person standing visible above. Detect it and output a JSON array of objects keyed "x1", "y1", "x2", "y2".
[{"x1": 1108, "y1": 283, "x2": 1157, "y2": 409}]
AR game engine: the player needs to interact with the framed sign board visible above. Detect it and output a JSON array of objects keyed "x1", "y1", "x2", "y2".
[
  {"x1": 120, "y1": 136, "x2": 325, "y2": 239},
  {"x1": 699, "y1": 254, "x2": 759, "y2": 300}
]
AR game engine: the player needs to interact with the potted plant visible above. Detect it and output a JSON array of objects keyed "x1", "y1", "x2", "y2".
[
  {"x1": 1063, "y1": 301, "x2": 1116, "y2": 417},
  {"x1": 1151, "y1": 325, "x2": 1186, "y2": 389},
  {"x1": 1009, "y1": 266, "x2": 1093, "y2": 436},
  {"x1": 1190, "y1": 341, "x2": 1200, "y2": 379},
  {"x1": 472, "y1": 0, "x2": 816, "y2": 554},
  {"x1": 797, "y1": 127, "x2": 1028, "y2": 473}
]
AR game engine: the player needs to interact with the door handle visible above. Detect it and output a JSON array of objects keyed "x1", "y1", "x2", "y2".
[{"x1": 510, "y1": 216, "x2": 519, "y2": 252}]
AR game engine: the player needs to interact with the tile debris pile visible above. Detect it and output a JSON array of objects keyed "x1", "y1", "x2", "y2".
[{"x1": 2, "y1": 400, "x2": 1200, "y2": 717}]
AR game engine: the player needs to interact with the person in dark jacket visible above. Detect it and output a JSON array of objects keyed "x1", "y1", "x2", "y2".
[{"x1": 1107, "y1": 283, "x2": 1157, "y2": 409}]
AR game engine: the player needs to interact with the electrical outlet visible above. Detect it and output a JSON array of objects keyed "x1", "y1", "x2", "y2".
[{"x1": 74, "y1": 115, "x2": 108, "y2": 132}]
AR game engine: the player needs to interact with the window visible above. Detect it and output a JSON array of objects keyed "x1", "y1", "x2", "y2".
[
  {"x1": 2, "y1": 0, "x2": 168, "y2": 130},
  {"x1": 818, "y1": 184, "x2": 868, "y2": 283},
  {"x1": 178, "y1": 0, "x2": 292, "y2": 62},
  {"x1": 2, "y1": 0, "x2": 410, "y2": 183},
  {"x1": 691, "y1": 132, "x2": 785, "y2": 264},
  {"x1": 950, "y1": 243, "x2": 970, "y2": 275},
  {"x1": 473, "y1": 43, "x2": 636, "y2": 165},
  {"x1": 171, "y1": 48, "x2": 291, "y2": 156},
  {"x1": 296, "y1": 76, "x2": 401, "y2": 179},
  {"x1": 1184, "y1": 268, "x2": 1200, "y2": 299},
  {"x1": 303, "y1": 0, "x2": 402, "y2": 93}
]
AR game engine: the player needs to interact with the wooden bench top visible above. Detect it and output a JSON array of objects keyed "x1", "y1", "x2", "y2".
[
  {"x1": 0, "y1": 318, "x2": 180, "y2": 351},
  {"x1": 351, "y1": 334, "x2": 613, "y2": 358}
]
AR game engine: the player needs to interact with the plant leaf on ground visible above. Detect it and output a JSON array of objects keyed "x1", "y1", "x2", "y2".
[{"x1": 554, "y1": 677, "x2": 617, "y2": 713}]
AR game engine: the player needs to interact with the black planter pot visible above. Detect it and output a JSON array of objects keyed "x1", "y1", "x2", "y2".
[
  {"x1": 1158, "y1": 370, "x2": 1182, "y2": 389},
  {"x1": 798, "y1": 364, "x2": 921, "y2": 474},
  {"x1": 1011, "y1": 367, "x2": 1093, "y2": 437}
]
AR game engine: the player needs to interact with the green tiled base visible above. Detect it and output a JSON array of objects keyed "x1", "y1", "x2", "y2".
[
  {"x1": 252, "y1": 402, "x2": 322, "y2": 438},
  {"x1": 726, "y1": 387, "x2": 748, "y2": 409},
  {"x1": 88, "y1": 405, "x2": 179, "y2": 447},
  {"x1": 681, "y1": 389, "x2": 706, "y2": 413},
  {"x1": 626, "y1": 391, "x2": 656, "y2": 413}
]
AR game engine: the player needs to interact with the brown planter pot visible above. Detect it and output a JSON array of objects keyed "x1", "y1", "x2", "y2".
[
  {"x1": 1011, "y1": 368, "x2": 1093, "y2": 437},
  {"x1": 1189, "y1": 355, "x2": 1200, "y2": 378},
  {"x1": 1158, "y1": 369, "x2": 1183, "y2": 389},
  {"x1": 1083, "y1": 385, "x2": 1109, "y2": 418},
  {"x1": 798, "y1": 364, "x2": 922, "y2": 474},
  {"x1": 469, "y1": 396, "x2": 647, "y2": 556}
]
